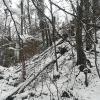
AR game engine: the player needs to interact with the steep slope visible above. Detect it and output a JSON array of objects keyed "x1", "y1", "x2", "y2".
[{"x1": 0, "y1": 34, "x2": 100, "y2": 100}]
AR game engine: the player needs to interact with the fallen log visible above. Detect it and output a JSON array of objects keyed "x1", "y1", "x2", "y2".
[
  {"x1": 18, "y1": 56, "x2": 61, "y2": 93},
  {"x1": 15, "y1": 39, "x2": 63, "y2": 73},
  {"x1": 2, "y1": 56, "x2": 61, "y2": 100}
]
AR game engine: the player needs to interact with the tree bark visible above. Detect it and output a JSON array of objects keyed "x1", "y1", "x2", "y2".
[
  {"x1": 76, "y1": 1, "x2": 86, "y2": 65},
  {"x1": 76, "y1": 0, "x2": 88, "y2": 86},
  {"x1": 21, "y1": 0, "x2": 24, "y2": 35},
  {"x1": 27, "y1": 0, "x2": 32, "y2": 35},
  {"x1": 84, "y1": 0, "x2": 92, "y2": 51}
]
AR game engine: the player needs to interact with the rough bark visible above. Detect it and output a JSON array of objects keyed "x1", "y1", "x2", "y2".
[
  {"x1": 21, "y1": 0, "x2": 24, "y2": 35},
  {"x1": 84, "y1": 0, "x2": 92, "y2": 51},
  {"x1": 76, "y1": 1, "x2": 88, "y2": 86},
  {"x1": 76, "y1": 1, "x2": 86, "y2": 65},
  {"x1": 27, "y1": 0, "x2": 32, "y2": 35},
  {"x1": 20, "y1": 0, "x2": 26, "y2": 81}
]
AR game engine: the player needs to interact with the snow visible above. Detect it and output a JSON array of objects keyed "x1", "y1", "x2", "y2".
[
  {"x1": 0, "y1": 34, "x2": 100, "y2": 100},
  {"x1": 73, "y1": 77, "x2": 100, "y2": 100},
  {"x1": 12, "y1": 34, "x2": 42, "y2": 43},
  {"x1": 4, "y1": 0, "x2": 20, "y2": 15},
  {"x1": 1, "y1": 0, "x2": 100, "y2": 99}
]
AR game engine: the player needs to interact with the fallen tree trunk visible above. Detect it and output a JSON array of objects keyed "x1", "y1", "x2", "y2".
[
  {"x1": 15, "y1": 39, "x2": 63, "y2": 73},
  {"x1": 2, "y1": 56, "x2": 61, "y2": 100},
  {"x1": 18, "y1": 56, "x2": 61, "y2": 93}
]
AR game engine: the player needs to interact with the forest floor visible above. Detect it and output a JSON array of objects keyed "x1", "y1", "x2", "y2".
[{"x1": 0, "y1": 32, "x2": 100, "y2": 100}]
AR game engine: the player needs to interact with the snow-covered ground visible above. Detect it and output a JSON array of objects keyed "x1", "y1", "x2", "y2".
[{"x1": 0, "y1": 33, "x2": 100, "y2": 100}]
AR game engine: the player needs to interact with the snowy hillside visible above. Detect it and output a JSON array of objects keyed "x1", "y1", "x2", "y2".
[
  {"x1": 0, "y1": 35, "x2": 100, "y2": 100},
  {"x1": 1, "y1": 0, "x2": 100, "y2": 100}
]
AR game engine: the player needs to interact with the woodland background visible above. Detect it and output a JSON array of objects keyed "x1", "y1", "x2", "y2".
[{"x1": 0, "y1": 0, "x2": 100, "y2": 100}]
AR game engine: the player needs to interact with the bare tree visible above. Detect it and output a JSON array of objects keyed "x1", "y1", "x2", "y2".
[
  {"x1": 20, "y1": 0, "x2": 26, "y2": 81},
  {"x1": 75, "y1": 1, "x2": 88, "y2": 86},
  {"x1": 83, "y1": 0, "x2": 93, "y2": 51},
  {"x1": 21, "y1": 0, "x2": 24, "y2": 35},
  {"x1": 27, "y1": 0, "x2": 32, "y2": 35}
]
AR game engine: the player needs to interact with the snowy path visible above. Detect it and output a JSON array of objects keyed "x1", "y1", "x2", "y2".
[
  {"x1": 77, "y1": 78, "x2": 100, "y2": 100},
  {"x1": 85, "y1": 79, "x2": 100, "y2": 100}
]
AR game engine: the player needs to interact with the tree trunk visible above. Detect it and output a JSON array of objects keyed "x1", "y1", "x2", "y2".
[
  {"x1": 27, "y1": 0, "x2": 32, "y2": 35},
  {"x1": 21, "y1": 0, "x2": 24, "y2": 35},
  {"x1": 20, "y1": 0, "x2": 26, "y2": 81},
  {"x1": 76, "y1": 0, "x2": 88, "y2": 86},
  {"x1": 84, "y1": 0, "x2": 92, "y2": 51},
  {"x1": 76, "y1": 1, "x2": 86, "y2": 65}
]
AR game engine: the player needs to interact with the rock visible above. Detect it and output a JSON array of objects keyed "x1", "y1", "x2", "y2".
[
  {"x1": 6, "y1": 96, "x2": 14, "y2": 100},
  {"x1": 53, "y1": 74, "x2": 60, "y2": 81},
  {"x1": 61, "y1": 91, "x2": 70, "y2": 98},
  {"x1": 14, "y1": 81, "x2": 19, "y2": 87},
  {"x1": 0, "y1": 75, "x2": 4, "y2": 80}
]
